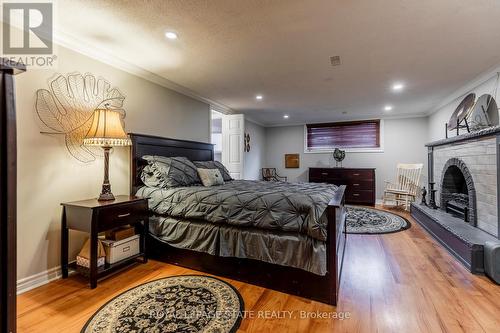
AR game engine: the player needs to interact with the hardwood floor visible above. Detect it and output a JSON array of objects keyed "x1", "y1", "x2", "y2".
[{"x1": 17, "y1": 207, "x2": 500, "y2": 332}]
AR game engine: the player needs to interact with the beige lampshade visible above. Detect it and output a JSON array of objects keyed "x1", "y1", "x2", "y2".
[{"x1": 83, "y1": 109, "x2": 131, "y2": 147}]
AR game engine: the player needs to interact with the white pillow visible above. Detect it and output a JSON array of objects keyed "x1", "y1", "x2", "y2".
[{"x1": 197, "y1": 168, "x2": 225, "y2": 187}]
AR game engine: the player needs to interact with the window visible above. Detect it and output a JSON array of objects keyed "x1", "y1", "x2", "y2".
[{"x1": 305, "y1": 119, "x2": 381, "y2": 151}]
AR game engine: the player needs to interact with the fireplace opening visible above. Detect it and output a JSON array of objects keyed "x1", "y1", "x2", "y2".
[
  {"x1": 440, "y1": 158, "x2": 477, "y2": 226},
  {"x1": 442, "y1": 166, "x2": 469, "y2": 221}
]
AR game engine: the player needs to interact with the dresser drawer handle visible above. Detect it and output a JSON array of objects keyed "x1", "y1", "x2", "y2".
[
  {"x1": 321, "y1": 172, "x2": 328, "y2": 176},
  {"x1": 352, "y1": 193, "x2": 360, "y2": 196},
  {"x1": 117, "y1": 213, "x2": 131, "y2": 218},
  {"x1": 353, "y1": 183, "x2": 360, "y2": 186},
  {"x1": 352, "y1": 173, "x2": 360, "y2": 176}
]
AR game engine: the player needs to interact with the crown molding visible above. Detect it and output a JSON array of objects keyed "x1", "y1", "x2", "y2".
[
  {"x1": 53, "y1": 29, "x2": 233, "y2": 114},
  {"x1": 243, "y1": 116, "x2": 266, "y2": 127},
  {"x1": 263, "y1": 112, "x2": 428, "y2": 128}
]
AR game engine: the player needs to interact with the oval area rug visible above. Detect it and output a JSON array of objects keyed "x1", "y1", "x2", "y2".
[
  {"x1": 346, "y1": 206, "x2": 410, "y2": 234},
  {"x1": 81, "y1": 275, "x2": 243, "y2": 333}
]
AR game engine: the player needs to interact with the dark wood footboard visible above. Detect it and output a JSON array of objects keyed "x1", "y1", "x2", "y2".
[
  {"x1": 130, "y1": 133, "x2": 347, "y2": 305},
  {"x1": 325, "y1": 185, "x2": 347, "y2": 305}
]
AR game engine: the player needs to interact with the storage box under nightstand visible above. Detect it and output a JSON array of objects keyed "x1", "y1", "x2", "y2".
[{"x1": 102, "y1": 234, "x2": 140, "y2": 264}]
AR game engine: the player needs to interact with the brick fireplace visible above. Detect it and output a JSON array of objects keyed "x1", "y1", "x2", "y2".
[
  {"x1": 431, "y1": 130, "x2": 498, "y2": 237},
  {"x1": 411, "y1": 126, "x2": 500, "y2": 273}
]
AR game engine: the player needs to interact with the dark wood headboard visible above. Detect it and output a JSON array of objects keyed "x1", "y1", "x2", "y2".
[{"x1": 129, "y1": 133, "x2": 214, "y2": 194}]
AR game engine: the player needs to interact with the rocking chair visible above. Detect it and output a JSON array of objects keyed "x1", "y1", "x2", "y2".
[
  {"x1": 262, "y1": 168, "x2": 287, "y2": 182},
  {"x1": 383, "y1": 163, "x2": 423, "y2": 211}
]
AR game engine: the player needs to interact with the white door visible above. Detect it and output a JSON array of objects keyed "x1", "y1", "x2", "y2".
[{"x1": 222, "y1": 114, "x2": 244, "y2": 179}]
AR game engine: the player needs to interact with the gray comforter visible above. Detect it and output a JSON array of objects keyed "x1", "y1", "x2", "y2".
[{"x1": 137, "y1": 180, "x2": 338, "y2": 241}]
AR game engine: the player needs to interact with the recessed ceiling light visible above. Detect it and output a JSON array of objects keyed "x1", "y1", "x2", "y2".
[
  {"x1": 255, "y1": 95, "x2": 263, "y2": 100},
  {"x1": 283, "y1": 114, "x2": 289, "y2": 119},
  {"x1": 165, "y1": 31, "x2": 178, "y2": 40},
  {"x1": 384, "y1": 105, "x2": 393, "y2": 111},
  {"x1": 392, "y1": 82, "x2": 405, "y2": 92}
]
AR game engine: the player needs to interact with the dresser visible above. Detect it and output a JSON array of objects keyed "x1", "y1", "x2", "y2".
[{"x1": 309, "y1": 167, "x2": 376, "y2": 205}]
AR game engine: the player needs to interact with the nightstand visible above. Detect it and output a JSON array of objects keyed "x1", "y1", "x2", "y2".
[{"x1": 61, "y1": 195, "x2": 148, "y2": 288}]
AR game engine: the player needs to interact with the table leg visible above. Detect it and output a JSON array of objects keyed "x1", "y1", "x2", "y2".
[
  {"x1": 61, "y1": 207, "x2": 68, "y2": 279},
  {"x1": 89, "y1": 222, "x2": 98, "y2": 289},
  {"x1": 142, "y1": 217, "x2": 148, "y2": 263}
]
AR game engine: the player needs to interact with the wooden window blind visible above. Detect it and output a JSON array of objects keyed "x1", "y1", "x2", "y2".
[{"x1": 306, "y1": 120, "x2": 380, "y2": 150}]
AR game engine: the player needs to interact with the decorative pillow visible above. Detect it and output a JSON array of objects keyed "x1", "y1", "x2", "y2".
[
  {"x1": 197, "y1": 168, "x2": 225, "y2": 187},
  {"x1": 142, "y1": 155, "x2": 200, "y2": 187},
  {"x1": 193, "y1": 161, "x2": 233, "y2": 181},
  {"x1": 140, "y1": 165, "x2": 163, "y2": 188}
]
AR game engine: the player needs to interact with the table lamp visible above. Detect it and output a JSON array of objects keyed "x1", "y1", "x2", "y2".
[{"x1": 83, "y1": 108, "x2": 131, "y2": 201}]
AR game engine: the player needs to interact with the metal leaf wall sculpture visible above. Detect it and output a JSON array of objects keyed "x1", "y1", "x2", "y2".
[{"x1": 35, "y1": 73, "x2": 127, "y2": 162}]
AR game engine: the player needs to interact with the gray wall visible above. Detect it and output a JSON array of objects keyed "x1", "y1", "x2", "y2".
[
  {"x1": 244, "y1": 120, "x2": 266, "y2": 180},
  {"x1": 16, "y1": 43, "x2": 210, "y2": 282},
  {"x1": 265, "y1": 118, "x2": 428, "y2": 199}
]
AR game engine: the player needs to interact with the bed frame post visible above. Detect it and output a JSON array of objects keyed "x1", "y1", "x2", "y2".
[{"x1": 325, "y1": 185, "x2": 346, "y2": 305}]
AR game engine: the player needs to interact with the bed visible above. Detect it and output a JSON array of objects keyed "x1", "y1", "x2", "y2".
[{"x1": 129, "y1": 133, "x2": 347, "y2": 305}]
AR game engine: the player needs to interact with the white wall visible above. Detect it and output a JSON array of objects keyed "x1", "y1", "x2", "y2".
[
  {"x1": 16, "y1": 44, "x2": 210, "y2": 281},
  {"x1": 244, "y1": 120, "x2": 266, "y2": 180},
  {"x1": 265, "y1": 118, "x2": 428, "y2": 199}
]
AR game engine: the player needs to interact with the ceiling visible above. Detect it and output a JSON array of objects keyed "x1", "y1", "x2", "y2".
[{"x1": 56, "y1": 0, "x2": 500, "y2": 126}]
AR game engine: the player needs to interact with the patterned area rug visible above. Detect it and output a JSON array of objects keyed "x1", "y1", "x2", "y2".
[
  {"x1": 346, "y1": 206, "x2": 410, "y2": 234},
  {"x1": 81, "y1": 275, "x2": 243, "y2": 333}
]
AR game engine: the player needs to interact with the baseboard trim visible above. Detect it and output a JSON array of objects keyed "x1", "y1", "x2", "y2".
[{"x1": 16, "y1": 266, "x2": 62, "y2": 295}]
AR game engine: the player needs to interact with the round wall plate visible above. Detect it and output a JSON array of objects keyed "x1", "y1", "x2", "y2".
[
  {"x1": 468, "y1": 94, "x2": 499, "y2": 131},
  {"x1": 447, "y1": 93, "x2": 476, "y2": 130}
]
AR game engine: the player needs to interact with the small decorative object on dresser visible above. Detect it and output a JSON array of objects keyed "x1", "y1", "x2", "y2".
[
  {"x1": 60, "y1": 195, "x2": 148, "y2": 288},
  {"x1": 285, "y1": 153, "x2": 300, "y2": 168},
  {"x1": 333, "y1": 148, "x2": 346, "y2": 167},
  {"x1": 83, "y1": 107, "x2": 132, "y2": 201},
  {"x1": 309, "y1": 167, "x2": 375, "y2": 205}
]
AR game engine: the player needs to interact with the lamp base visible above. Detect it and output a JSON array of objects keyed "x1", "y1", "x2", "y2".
[
  {"x1": 97, "y1": 146, "x2": 115, "y2": 201},
  {"x1": 98, "y1": 192, "x2": 115, "y2": 201},
  {"x1": 98, "y1": 183, "x2": 115, "y2": 201}
]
